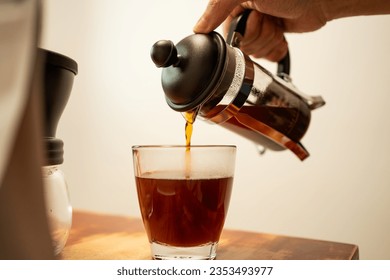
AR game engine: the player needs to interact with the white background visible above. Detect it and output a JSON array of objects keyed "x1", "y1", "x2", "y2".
[{"x1": 41, "y1": 0, "x2": 390, "y2": 259}]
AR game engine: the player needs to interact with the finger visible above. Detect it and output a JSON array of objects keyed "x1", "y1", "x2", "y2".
[
  {"x1": 194, "y1": 0, "x2": 243, "y2": 33},
  {"x1": 264, "y1": 42, "x2": 288, "y2": 62},
  {"x1": 238, "y1": 11, "x2": 269, "y2": 52},
  {"x1": 240, "y1": 15, "x2": 286, "y2": 61},
  {"x1": 222, "y1": 2, "x2": 269, "y2": 37},
  {"x1": 249, "y1": 33, "x2": 286, "y2": 61},
  {"x1": 222, "y1": 6, "x2": 246, "y2": 37},
  {"x1": 261, "y1": 36, "x2": 288, "y2": 62}
]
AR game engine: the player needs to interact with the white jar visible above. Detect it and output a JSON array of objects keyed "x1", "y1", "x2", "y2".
[{"x1": 42, "y1": 165, "x2": 72, "y2": 255}]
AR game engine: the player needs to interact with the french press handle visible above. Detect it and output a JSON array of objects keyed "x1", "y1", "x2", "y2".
[{"x1": 226, "y1": 9, "x2": 290, "y2": 78}]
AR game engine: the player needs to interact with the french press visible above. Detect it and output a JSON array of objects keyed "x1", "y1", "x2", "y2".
[{"x1": 150, "y1": 10, "x2": 325, "y2": 160}]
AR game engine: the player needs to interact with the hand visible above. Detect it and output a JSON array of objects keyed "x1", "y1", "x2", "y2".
[{"x1": 193, "y1": 0, "x2": 328, "y2": 62}]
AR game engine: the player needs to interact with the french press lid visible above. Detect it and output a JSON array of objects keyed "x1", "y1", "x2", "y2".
[{"x1": 150, "y1": 32, "x2": 228, "y2": 112}]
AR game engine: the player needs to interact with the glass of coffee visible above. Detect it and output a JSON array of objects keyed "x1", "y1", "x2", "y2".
[{"x1": 132, "y1": 145, "x2": 236, "y2": 260}]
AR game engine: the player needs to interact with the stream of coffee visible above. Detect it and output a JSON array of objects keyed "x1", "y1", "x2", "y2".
[
  {"x1": 183, "y1": 110, "x2": 198, "y2": 177},
  {"x1": 184, "y1": 110, "x2": 197, "y2": 147}
]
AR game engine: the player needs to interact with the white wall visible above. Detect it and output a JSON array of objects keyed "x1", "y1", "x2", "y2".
[{"x1": 41, "y1": 0, "x2": 390, "y2": 259}]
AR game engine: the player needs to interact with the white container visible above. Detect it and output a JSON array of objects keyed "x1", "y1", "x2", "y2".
[{"x1": 42, "y1": 165, "x2": 72, "y2": 255}]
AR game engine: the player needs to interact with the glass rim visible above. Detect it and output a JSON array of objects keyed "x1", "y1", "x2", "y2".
[{"x1": 132, "y1": 145, "x2": 236, "y2": 150}]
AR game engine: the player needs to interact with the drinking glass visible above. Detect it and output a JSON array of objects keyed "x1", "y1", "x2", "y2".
[{"x1": 132, "y1": 145, "x2": 236, "y2": 260}]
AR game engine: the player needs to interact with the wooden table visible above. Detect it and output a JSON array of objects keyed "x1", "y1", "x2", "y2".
[{"x1": 60, "y1": 211, "x2": 359, "y2": 260}]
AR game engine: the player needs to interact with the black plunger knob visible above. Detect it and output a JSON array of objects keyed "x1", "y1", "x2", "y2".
[{"x1": 150, "y1": 40, "x2": 180, "y2": 68}]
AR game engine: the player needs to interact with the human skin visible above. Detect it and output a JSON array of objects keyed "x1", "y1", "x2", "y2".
[{"x1": 194, "y1": 0, "x2": 390, "y2": 61}]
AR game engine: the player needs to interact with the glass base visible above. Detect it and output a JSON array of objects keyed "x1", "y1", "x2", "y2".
[{"x1": 150, "y1": 242, "x2": 218, "y2": 260}]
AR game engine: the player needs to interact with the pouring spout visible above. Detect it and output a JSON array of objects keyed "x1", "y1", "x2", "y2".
[
  {"x1": 282, "y1": 79, "x2": 326, "y2": 110},
  {"x1": 306, "y1": 95, "x2": 326, "y2": 110}
]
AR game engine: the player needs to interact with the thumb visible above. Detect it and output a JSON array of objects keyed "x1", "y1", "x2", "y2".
[{"x1": 193, "y1": 0, "x2": 243, "y2": 33}]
